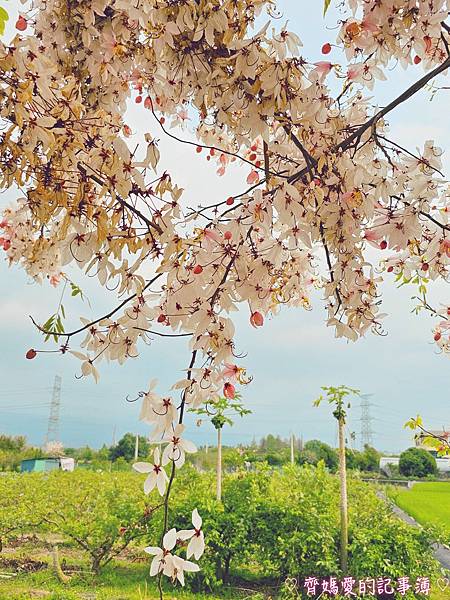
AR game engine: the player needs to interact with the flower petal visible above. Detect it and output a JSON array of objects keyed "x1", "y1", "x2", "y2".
[
  {"x1": 133, "y1": 462, "x2": 152, "y2": 474},
  {"x1": 163, "y1": 527, "x2": 177, "y2": 551},
  {"x1": 192, "y1": 508, "x2": 202, "y2": 529}
]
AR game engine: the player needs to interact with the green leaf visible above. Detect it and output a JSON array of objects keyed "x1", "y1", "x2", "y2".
[
  {"x1": 0, "y1": 6, "x2": 8, "y2": 36},
  {"x1": 323, "y1": 0, "x2": 331, "y2": 16},
  {"x1": 70, "y1": 282, "x2": 85, "y2": 300}
]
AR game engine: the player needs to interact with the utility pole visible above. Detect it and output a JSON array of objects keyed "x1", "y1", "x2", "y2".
[
  {"x1": 134, "y1": 434, "x2": 139, "y2": 461},
  {"x1": 112, "y1": 425, "x2": 116, "y2": 447},
  {"x1": 290, "y1": 433, "x2": 295, "y2": 464},
  {"x1": 45, "y1": 375, "x2": 62, "y2": 450},
  {"x1": 360, "y1": 394, "x2": 374, "y2": 449}
]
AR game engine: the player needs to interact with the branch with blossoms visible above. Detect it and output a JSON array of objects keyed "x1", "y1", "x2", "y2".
[
  {"x1": 405, "y1": 417, "x2": 450, "y2": 457},
  {"x1": 1, "y1": 0, "x2": 450, "y2": 593}
]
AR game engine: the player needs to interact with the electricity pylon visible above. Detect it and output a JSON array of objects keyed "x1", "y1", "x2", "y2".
[
  {"x1": 360, "y1": 394, "x2": 374, "y2": 449},
  {"x1": 45, "y1": 375, "x2": 62, "y2": 448}
]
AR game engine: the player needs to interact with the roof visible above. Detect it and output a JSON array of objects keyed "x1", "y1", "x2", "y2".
[{"x1": 21, "y1": 457, "x2": 61, "y2": 462}]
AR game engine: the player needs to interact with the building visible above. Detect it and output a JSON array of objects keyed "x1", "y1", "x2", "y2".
[{"x1": 20, "y1": 457, "x2": 75, "y2": 473}]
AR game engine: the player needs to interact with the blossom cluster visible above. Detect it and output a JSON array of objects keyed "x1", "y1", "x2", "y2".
[
  {"x1": 143, "y1": 511, "x2": 205, "y2": 585},
  {"x1": 0, "y1": 0, "x2": 449, "y2": 586}
]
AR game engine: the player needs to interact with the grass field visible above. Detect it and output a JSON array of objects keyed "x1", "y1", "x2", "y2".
[
  {"x1": 0, "y1": 552, "x2": 235, "y2": 600},
  {"x1": 0, "y1": 544, "x2": 448, "y2": 600},
  {"x1": 0, "y1": 542, "x2": 270, "y2": 600},
  {"x1": 390, "y1": 482, "x2": 450, "y2": 540}
]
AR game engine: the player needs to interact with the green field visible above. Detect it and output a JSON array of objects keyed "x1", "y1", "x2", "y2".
[
  {"x1": 0, "y1": 555, "x2": 230, "y2": 600},
  {"x1": 1, "y1": 470, "x2": 447, "y2": 599},
  {"x1": 0, "y1": 549, "x2": 448, "y2": 600},
  {"x1": 391, "y1": 482, "x2": 450, "y2": 539}
]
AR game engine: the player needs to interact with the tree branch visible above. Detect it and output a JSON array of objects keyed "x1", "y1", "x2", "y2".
[
  {"x1": 30, "y1": 273, "x2": 164, "y2": 339},
  {"x1": 289, "y1": 55, "x2": 450, "y2": 184}
]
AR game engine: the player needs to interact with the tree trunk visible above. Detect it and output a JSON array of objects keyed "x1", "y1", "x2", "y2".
[
  {"x1": 216, "y1": 427, "x2": 222, "y2": 501},
  {"x1": 91, "y1": 554, "x2": 102, "y2": 575},
  {"x1": 52, "y1": 545, "x2": 71, "y2": 583},
  {"x1": 338, "y1": 417, "x2": 348, "y2": 573}
]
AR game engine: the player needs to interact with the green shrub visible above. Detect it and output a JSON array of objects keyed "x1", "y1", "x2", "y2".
[
  {"x1": 399, "y1": 448, "x2": 437, "y2": 478},
  {"x1": 0, "y1": 464, "x2": 440, "y2": 593}
]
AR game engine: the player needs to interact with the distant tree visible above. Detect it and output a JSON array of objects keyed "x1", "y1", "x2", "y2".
[
  {"x1": 97, "y1": 444, "x2": 110, "y2": 461},
  {"x1": 399, "y1": 448, "x2": 437, "y2": 478},
  {"x1": 359, "y1": 445, "x2": 380, "y2": 472},
  {"x1": 297, "y1": 449, "x2": 320, "y2": 467},
  {"x1": 303, "y1": 440, "x2": 338, "y2": 472},
  {"x1": 44, "y1": 441, "x2": 64, "y2": 456},
  {"x1": 258, "y1": 434, "x2": 291, "y2": 453},
  {"x1": 266, "y1": 452, "x2": 284, "y2": 466},
  {"x1": 345, "y1": 448, "x2": 360, "y2": 470},
  {"x1": 222, "y1": 447, "x2": 245, "y2": 470},
  {"x1": 0, "y1": 435, "x2": 26, "y2": 452},
  {"x1": 109, "y1": 433, "x2": 150, "y2": 462},
  {"x1": 79, "y1": 446, "x2": 94, "y2": 461}
]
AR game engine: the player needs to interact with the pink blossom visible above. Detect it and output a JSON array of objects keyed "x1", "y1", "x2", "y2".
[
  {"x1": 222, "y1": 363, "x2": 239, "y2": 381},
  {"x1": 247, "y1": 170, "x2": 259, "y2": 185},
  {"x1": 49, "y1": 274, "x2": 62, "y2": 287},
  {"x1": 313, "y1": 61, "x2": 333, "y2": 79},
  {"x1": 347, "y1": 65, "x2": 363, "y2": 80},
  {"x1": 361, "y1": 18, "x2": 379, "y2": 33},
  {"x1": 177, "y1": 108, "x2": 190, "y2": 122},
  {"x1": 223, "y1": 382, "x2": 235, "y2": 399}
]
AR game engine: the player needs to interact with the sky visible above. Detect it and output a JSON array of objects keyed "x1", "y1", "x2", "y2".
[{"x1": 0, "y1": 0, "x2": 449, "y2": 453}]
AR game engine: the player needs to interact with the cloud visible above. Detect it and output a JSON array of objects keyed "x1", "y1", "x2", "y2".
[{"x1": 0, "y1": 298, "x2": 39, "y2": 329}]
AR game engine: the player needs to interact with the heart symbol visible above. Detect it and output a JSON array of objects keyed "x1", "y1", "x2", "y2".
[{"x1": 437, "y1": 577, "x2": 449, "y2": 592}]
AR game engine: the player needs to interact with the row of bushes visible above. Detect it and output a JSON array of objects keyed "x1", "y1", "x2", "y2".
[{"x1": 0, "y1": 465, "x2": 441, "y2": 595}]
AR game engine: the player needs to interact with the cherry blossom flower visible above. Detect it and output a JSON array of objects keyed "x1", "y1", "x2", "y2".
[
  {"x1": 144, "y1": 528, "x2": 200, "y2": 584},
  {"x1": 178, "y1": 509, "x2": 205, "y2": 560},
  {"x1": 312, "y1": 61, "x2": 333, "y2": 80},
  {"x1": 162, "y1": 425, "x2": 197, "y2": 468},
  {"x1": 133, "y1": 447, "x2": 169, "y2": 495},
  {"x1": 2, "y1": 0, "x2": 450, "y2": 586}
]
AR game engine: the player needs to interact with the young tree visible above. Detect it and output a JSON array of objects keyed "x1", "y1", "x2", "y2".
[
  {"x1": 314, "y1": 385, "x2": 361, "y2": 573},
  {"x1": 1, "y1": 0, "x2": 450, "y2": 591},
  {"x1": 191, "y1": 394, "x2": 251, "y2": 501}
]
